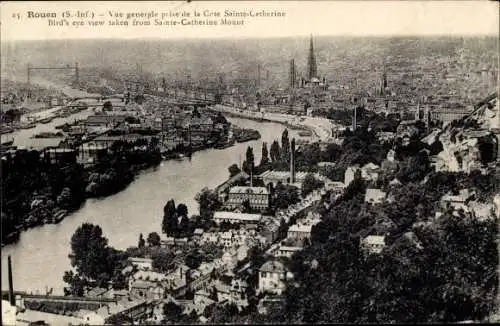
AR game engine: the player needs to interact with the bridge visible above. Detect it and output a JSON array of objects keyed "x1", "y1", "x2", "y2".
[{"x1": 2, "y1": 291, "x2": 117, "y2": 305}]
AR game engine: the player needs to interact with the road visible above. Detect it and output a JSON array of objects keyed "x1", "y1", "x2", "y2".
[{"x1": 212, "y1": 104, "x2": 335, "y2": 142}]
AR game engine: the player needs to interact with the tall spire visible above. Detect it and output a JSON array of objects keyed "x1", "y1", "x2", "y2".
[{"x1": 307, "y1": 34, "x2": 317, "y2": 80}]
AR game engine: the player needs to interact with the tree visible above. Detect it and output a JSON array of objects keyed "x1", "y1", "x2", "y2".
[
  {"x1": 162, "y1": 302, "x2": 184, "y2": 323},
  {"x1": 301, "y1": 174, "x2": 324, "y2": 197},
  {"x1": 185, "y1": 250, "x2": 202, "y2": 269},
  {"x1": 260, "y1": 142, "x2": 270, "y2": 166},
  {"x1": 68, "y1": 223, "x2": 118, "y2": 286},
  {"x1": 162, "y1": 199, "x2": 177, "y2": 235},
  {"x1": 243, "y1": 146, "x2": 255, "y2": 174},
  {"x1": 152, "y1": 250, "x2": 175, "y2": 272},
  {"x1": 103, "y1": 101, "x2": 113, "y2": 111},
  {"x1": 147, "y1": 232, "x2": 161, "y2": 247},
  {"x1": 270, "y1": 140, "x2": 281, "y2": 163},
  {"x1": 281, "y1": 129, "x2": 290, "y2": 161},
  {"x1": 228, "y1": 164, "x2": 241, "y2": 178},
  {"x1": 177, "y1": 203, "x2": 188, "y2": 218},
  {"x1": 138, "y1": 233, "x2": 145, "y2": 249}
]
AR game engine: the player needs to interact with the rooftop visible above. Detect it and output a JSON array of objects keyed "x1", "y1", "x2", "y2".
[
  {"x1": 362, "y1": 235, "x2": 386, "y2": 246},
  {"x1": 288, "y1": 223, "x2": 313, "y2": 233},
  {"x1": 229, "y1": 186, "x2": 270, "y2": 195},
  {"x1": 259, "y1": 260, "x2": 287, "y2": 273},
  {"x1": 213, "y1": 211, "x2": 262, "y2": 222}
]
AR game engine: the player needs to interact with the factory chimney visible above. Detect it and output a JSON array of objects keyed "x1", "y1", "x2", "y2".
[
  {"x1": 290, "y1": 138, "x2": 296, "y2": 183},
  {"x1": 289, "y1": 59, "x2": 296, "y2": 89},
  {"x1": 8, "y1": 255, "x2": 15, "y2": 306}
]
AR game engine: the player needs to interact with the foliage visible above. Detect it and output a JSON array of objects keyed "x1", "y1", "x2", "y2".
[
  {"x1": 65, "y1": 223, "x2": 128, "y2": 292},
  {"x1": 162, "y1": 302, "x2": 184, "y2": 323},
  {"x1": 162, "y1": 199, "x2": 177, "y2": 235},
  {"x1": 270, "y1": 140, "x2": 281, "y2": 163},
  {"x1": 301, "y1": 174, "x2": 325, "y2": 197},
  {"x1": 147, "y1": 232, "x2": 161, "y2": 247},
  {"x1": 152, "y1": 250, "x2": 175, "y2": 273},
  {"x1": 185, "y1": 250, "x2": 203, "y2": 270},
  {"x1": 272, "y1": 183, "x2": 300, "y2": 210},
  {"x1": 260, "y1": 142, "x2": 270, "y2": 166},
  {"x1": 195, "y1": 187, "x2": 221, "y2": 218},
  {"x1": 242, "y1": 146, "x2": 255, "y2": 175},
  {"x1": 228, "y1": 164, "x2": 241, "y2": 178},
  {"x1": 281, "y1": 129, "x2": 290, "y2": 162},
  {"x1": 138, "y1": 233, "x2": 145, "y2": 249}
]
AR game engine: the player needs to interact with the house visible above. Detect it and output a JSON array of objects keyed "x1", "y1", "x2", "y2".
[
  {"x1": 226, "y1": 186, "x2": 270, "y2": 210},
  {"x1": 82, "y1": 298, "x2": 149, "y2": 325},
  {"x1": 287, "y1": 223, "x2": 313, "y2": 241},
  {"x1": 16, "y1": 309, "x2": 85, "y2": 326},
  {"x1": 360, "y1": 235, "x2": 386, "y2": 255},
  {"x1": 215, "y1": 171, "x2": 250, "y2": 199},
  {"x1": 129, "y1": 271, "x2": 167, "y2": 300},
  {"x1": 213, "y1": 211, "x2": 262, "y2": 225},
  {"x1": 85, "y1": 287, "x2": 110, "y2": 299},
  {"x1": 258, "y1": 260, "x2": 293, "y2": 295},
  {"x1": 441, "y1": 189, "x2": 476, "y2": 211},
  {"x1": 260, "y1": 220, "x2": 280, "y2": 243},
  {"x1": 260, "y1": 170, "x2": 308, "y2": 187},
  {"x1": 273, "y1": 244, "x2": 302, "y2": 259},
  {"x1": 193, "y1": 228, "x2": 204, "y2": 240},
  {"x1": 128, "y1": 257, "x2": 153, "y2": 271},
  {"x1": 129, "y1": 280, "x2": 165, "y2": 300},
  {"x1": 466, "y1": 201, "x2": 494, "y2": 221},
  {"x1": 364, "y1": 188, "x2": 387, "y2": 204},
  {"x1": 41, "y1": 148, "x2": 77, "y2": 165},
  {"x1": 361, "y1": 163, "x2": 381, "y2": 182},
  {"x1": 344, "y1": 166, "x2": 360, "y2": 186},
  {"x1": 213, "y1": 280, "x2": 232, "y2": 303},
  {"x1": 189, "y1": 263, "x2": 215, "y2": 292},
  {"x1": 324, "y1": 181, "x2": 345, "y2": 197}
]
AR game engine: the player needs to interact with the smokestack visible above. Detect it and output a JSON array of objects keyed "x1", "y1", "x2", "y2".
[
  {"x1": 8, "y1": 255, "x2": 15, "y2": 306},
  {"x1": 352, "y1": 106, "x2": 357, "y2": 131},
  {"x1": 290, "y1": 138, "x2": 296, "y2": 183}
]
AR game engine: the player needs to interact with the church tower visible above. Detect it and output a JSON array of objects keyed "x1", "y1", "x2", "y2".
[{"x1": 307, "y1": 35, "x2": 318, "y2": 80}]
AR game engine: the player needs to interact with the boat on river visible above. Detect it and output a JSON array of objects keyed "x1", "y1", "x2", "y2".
[
  {"x1": 20, "y1": 122, "x2": 37, "y2": 129},
  {"x1": 39, "y1": 116, "x2": 54, "y2": 124}
]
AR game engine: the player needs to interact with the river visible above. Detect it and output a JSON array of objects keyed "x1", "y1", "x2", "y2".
[{"x1": 1, "y1": 117, "x2": 302, "y2": 295}]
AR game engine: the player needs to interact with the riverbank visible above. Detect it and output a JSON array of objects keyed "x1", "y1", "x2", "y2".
[
  {"x1": 210, "y1": 107, "x2": 310, "y2": 132},
  {"x1": 209, "y1": 105, "x2": 334, "y2": 141},
  {"x1": 1, "y1": 117, "x2": 298, "y2": 294},
  {"x1": 1, "y1": 120, "x2": 262, "y2": 246}
]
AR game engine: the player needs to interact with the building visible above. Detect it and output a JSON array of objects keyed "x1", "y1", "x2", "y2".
[
  {"x1": 360, "y1": 235, "x2": 386, "y2": 255},
  {"x1": 258, "y1": 260, "x2": 293, "y2": 295},
  {"x1": 226, "y1": 186, "x2": 270, "y2": 210},
  {"x1": 260, "y1": 170, "x2": 308, "y2": 187},
  {"x1": 361, "y1": 163, "x2": 381, "y2": 182},
  {"x1": 82, "y1": 298, "x2": 149, "y2": 325},
  {"x1": 128, "y1": 257, "x2": 153, "y2": 271},
  {"x1": 364, "y1": 188, "x2": 387, "y2": 204},
  {"x1": 273, "y1": 244, "x2": 302, "y2": 259},
  {"x1": 440, "y1": 189, "x2": 476, "y2": 211},
  {"x1": 213, "y1": 211, "x2": 262, "y2": 225},
  {"x1": 287, "y1": 223, "x2": 313, "y2": 241},
  {"x1": 344, "y1": 166, "x2": 360, "y2": 186},
  {"x1": 41, "y1": 147, "x2": 77, "y2": 165},
  {"x1": 129, "y1": 281, "x2": 165, "y2": 300}
]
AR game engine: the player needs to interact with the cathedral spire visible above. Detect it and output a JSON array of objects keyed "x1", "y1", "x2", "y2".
[{"x1": 307, "y1": 34, "x2": 318, "y2": 80}]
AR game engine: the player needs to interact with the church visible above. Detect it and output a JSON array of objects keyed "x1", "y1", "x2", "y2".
[{"x1": 294, "y1": 35, "x2": 328, "y2": 90}]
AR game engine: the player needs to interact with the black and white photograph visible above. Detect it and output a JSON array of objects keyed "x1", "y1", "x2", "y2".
[{"x1": 1, "y1": 0, "x2": 499, "y2": 324}]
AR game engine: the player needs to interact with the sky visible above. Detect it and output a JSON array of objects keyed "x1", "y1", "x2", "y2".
[{"x1": 0, "y1": 1, "x2": 499, "y2": 41}]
